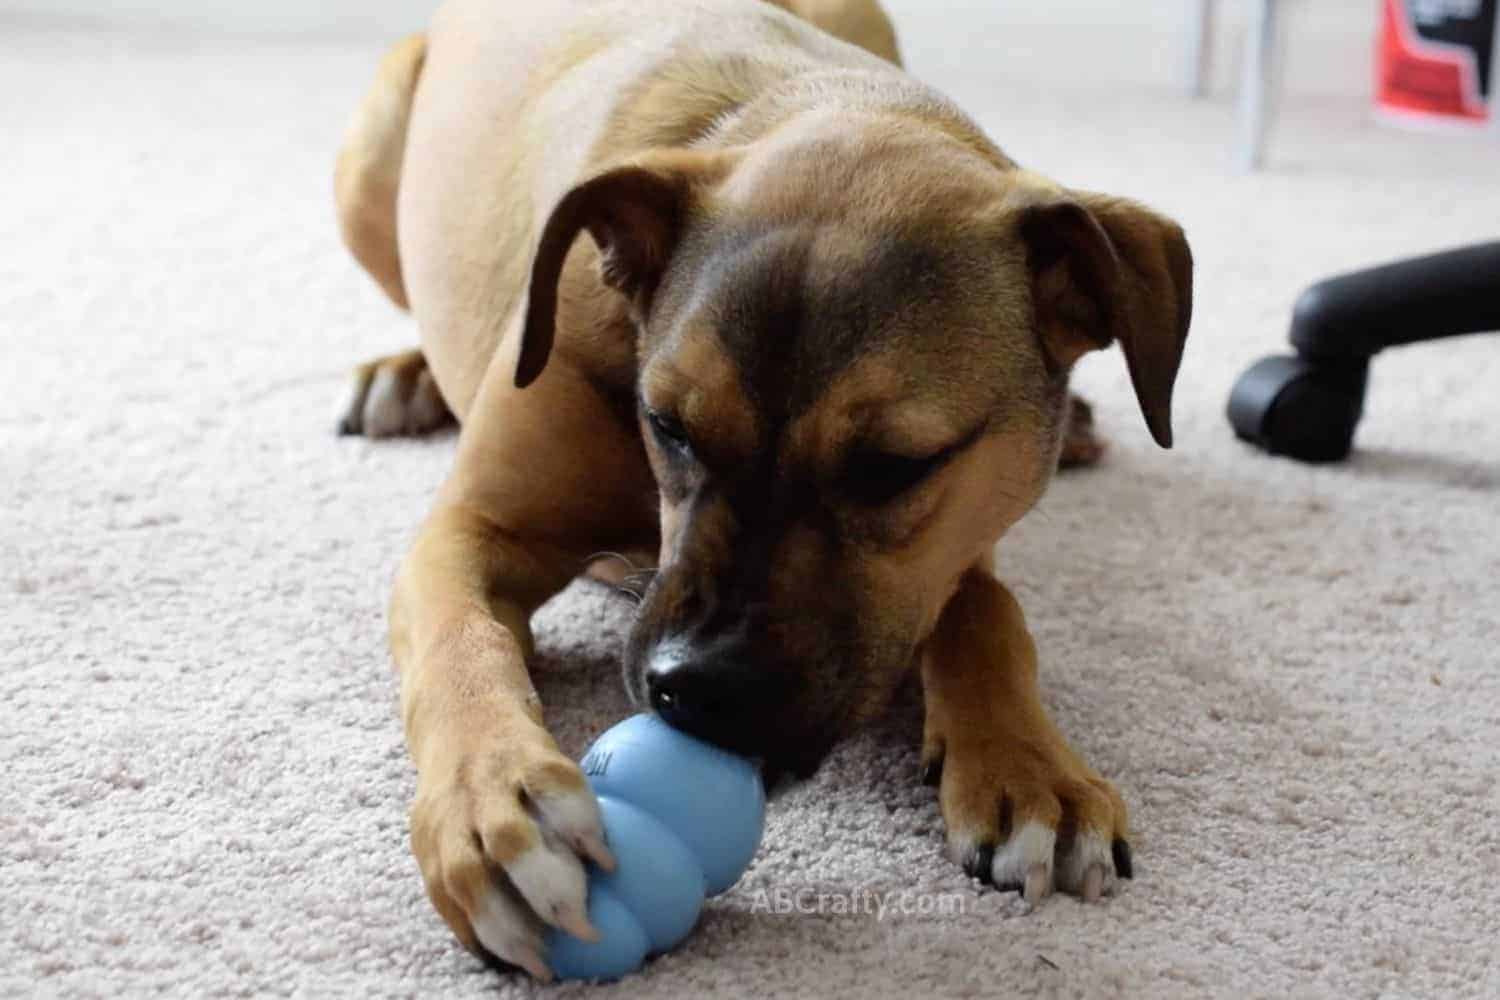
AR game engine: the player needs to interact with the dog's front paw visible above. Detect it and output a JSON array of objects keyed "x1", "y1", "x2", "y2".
[
  {"x1": 922, "y1": 726, "x2": 1132, "y2": 906},
  {"x1": 409, "y1": 726, "x2": 614, "y2": 980}
]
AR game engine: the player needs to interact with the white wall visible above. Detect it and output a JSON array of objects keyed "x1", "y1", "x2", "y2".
[
  {"x1": 0, "y1": 0, "x2": 1372, "y2": 39},
  {"x1": 1, "y1": 0, "x2": 1380, "y2": 98},
  {"x1": 0, "y1": 0, "x2": 439, "y2": 36},
  {"x1": 881, "y1": 0, "x2": 1380, "y2": 99}
]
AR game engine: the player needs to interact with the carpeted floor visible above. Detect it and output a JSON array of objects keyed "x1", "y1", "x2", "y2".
[{"x1": 4, "y1": 3, "x2": 1500, "y2": 997}]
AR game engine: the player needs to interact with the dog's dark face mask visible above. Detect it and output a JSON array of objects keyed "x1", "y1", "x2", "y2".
[{"x1": 618, "y1": 217, "x2": 1064, "y2": 780}]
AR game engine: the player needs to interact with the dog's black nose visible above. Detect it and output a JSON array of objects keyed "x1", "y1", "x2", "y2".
[{"x1": 645, "y1": 656, "x2": 758, "y2": 749}]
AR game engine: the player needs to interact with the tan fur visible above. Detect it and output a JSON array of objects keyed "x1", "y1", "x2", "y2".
[
  {"x1": 764, "y1": 0, "x2": 901, "y2": 63},
  {"x1": 638, "y1": 332, "x2": 760, "y2": 482},
  {"x1": 335, "y1": 34, "x2": 425, "y2": 310},
  {"x1": 920, "y1": 568, "x2": 1129, "y2": 874},
  {"x1": 333, "y1": 0, "x2": 1191, "y2": 970}
]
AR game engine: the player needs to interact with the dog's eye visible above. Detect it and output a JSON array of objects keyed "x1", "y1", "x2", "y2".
[
  {"x1": 844, "y1": 449, "x2": 945, "y2": 505},
  {"x1": 646, "y1": 408, "x2": 692, "y2": 453}
]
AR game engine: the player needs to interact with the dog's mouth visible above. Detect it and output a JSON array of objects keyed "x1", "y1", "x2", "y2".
[
  {"x1": 736, "y1": 719, "x2": 842, "y2": 797},
  {"x1": 625, "y1": 680, "x2": 835, "y2": 796}
]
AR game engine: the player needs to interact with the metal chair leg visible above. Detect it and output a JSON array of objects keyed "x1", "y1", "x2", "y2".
[
  {"x1": 1490, "y1": 9, "x2": 1500, "y2": 138},
  {"x1": 1184, "y1": 0, "x2": 1216, "y2": 97},
  {"x1": 1235, "y1": 0, "x2": 1280, "y2": 171}
]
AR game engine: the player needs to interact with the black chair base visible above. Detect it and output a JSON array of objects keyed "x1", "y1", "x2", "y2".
[{"x1": 1228, "y1": 241, "x2": 1500, "y2": 463}]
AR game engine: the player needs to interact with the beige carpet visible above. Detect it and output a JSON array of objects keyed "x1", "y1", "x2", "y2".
[{"x1": 5, "y1": 3, "x2": 1500, "y2": 997}]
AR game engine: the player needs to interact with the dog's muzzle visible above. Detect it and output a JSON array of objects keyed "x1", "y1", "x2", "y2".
[{"x1": 641, "y1": 634, "x2": 771, "y2": 752}]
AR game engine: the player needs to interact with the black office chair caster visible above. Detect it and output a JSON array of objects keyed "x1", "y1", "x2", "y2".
[
  {"x1": 1228, "y1": 241, "x2": 1500, "y2": 463},
  {"x1": 1228, "y1": 354, "x2": 1368, "y2": 463}
]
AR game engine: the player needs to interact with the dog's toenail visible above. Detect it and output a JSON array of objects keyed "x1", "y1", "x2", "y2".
[
  {"x1": 1082, "y1": 864, "x2": 1104, "y2": 902},
  {"x1": 1022, "y1": 863, "x2": 1050, "y2": 906},
  {"x1": 919, "y1": 759, "x2": 942, "y2": 787},
  {"x1": 1111, "y1": 838, "x2": 1133, "y2": 879},
  {"x1": 963, "y1": 843, "x2": 995, "y2": 884}
]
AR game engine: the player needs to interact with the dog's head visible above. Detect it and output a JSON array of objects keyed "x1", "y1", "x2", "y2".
[{"x1": 517, "y1": 116, "x2": 1191, "y2": 776}]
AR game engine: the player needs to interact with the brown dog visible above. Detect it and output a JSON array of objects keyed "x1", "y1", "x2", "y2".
[{"x1": 335, "y1": 0, "x2": 1190, "y2": 979}]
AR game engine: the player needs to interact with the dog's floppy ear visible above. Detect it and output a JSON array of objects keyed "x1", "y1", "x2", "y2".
[
  {"x1": 515, "y1": 151, "x2": 732, "y2": 388},
  {"x1": 1008, "y1": 177, "x2": 1193, "y2": 448}
]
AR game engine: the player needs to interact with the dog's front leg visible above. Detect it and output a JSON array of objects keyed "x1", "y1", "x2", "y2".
[
  {"x1": 920, "y1": 566, "x2": 1132, "y2": 905},
  {"x1": 389, "y1": 359, "x2": 657, "y2": 979},
  {"x1": 390, "y1": 504, "x2": 611, "y2": 980}
]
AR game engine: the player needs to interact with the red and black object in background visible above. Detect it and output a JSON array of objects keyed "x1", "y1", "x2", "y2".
[{"x1": 1378, "y1": 0, "x2": 1496, "y2": 122}]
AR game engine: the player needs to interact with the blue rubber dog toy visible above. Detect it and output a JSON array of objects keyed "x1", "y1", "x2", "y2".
[{"x1": 544, "y1": 714, "x2": 765, "y2": 980}]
